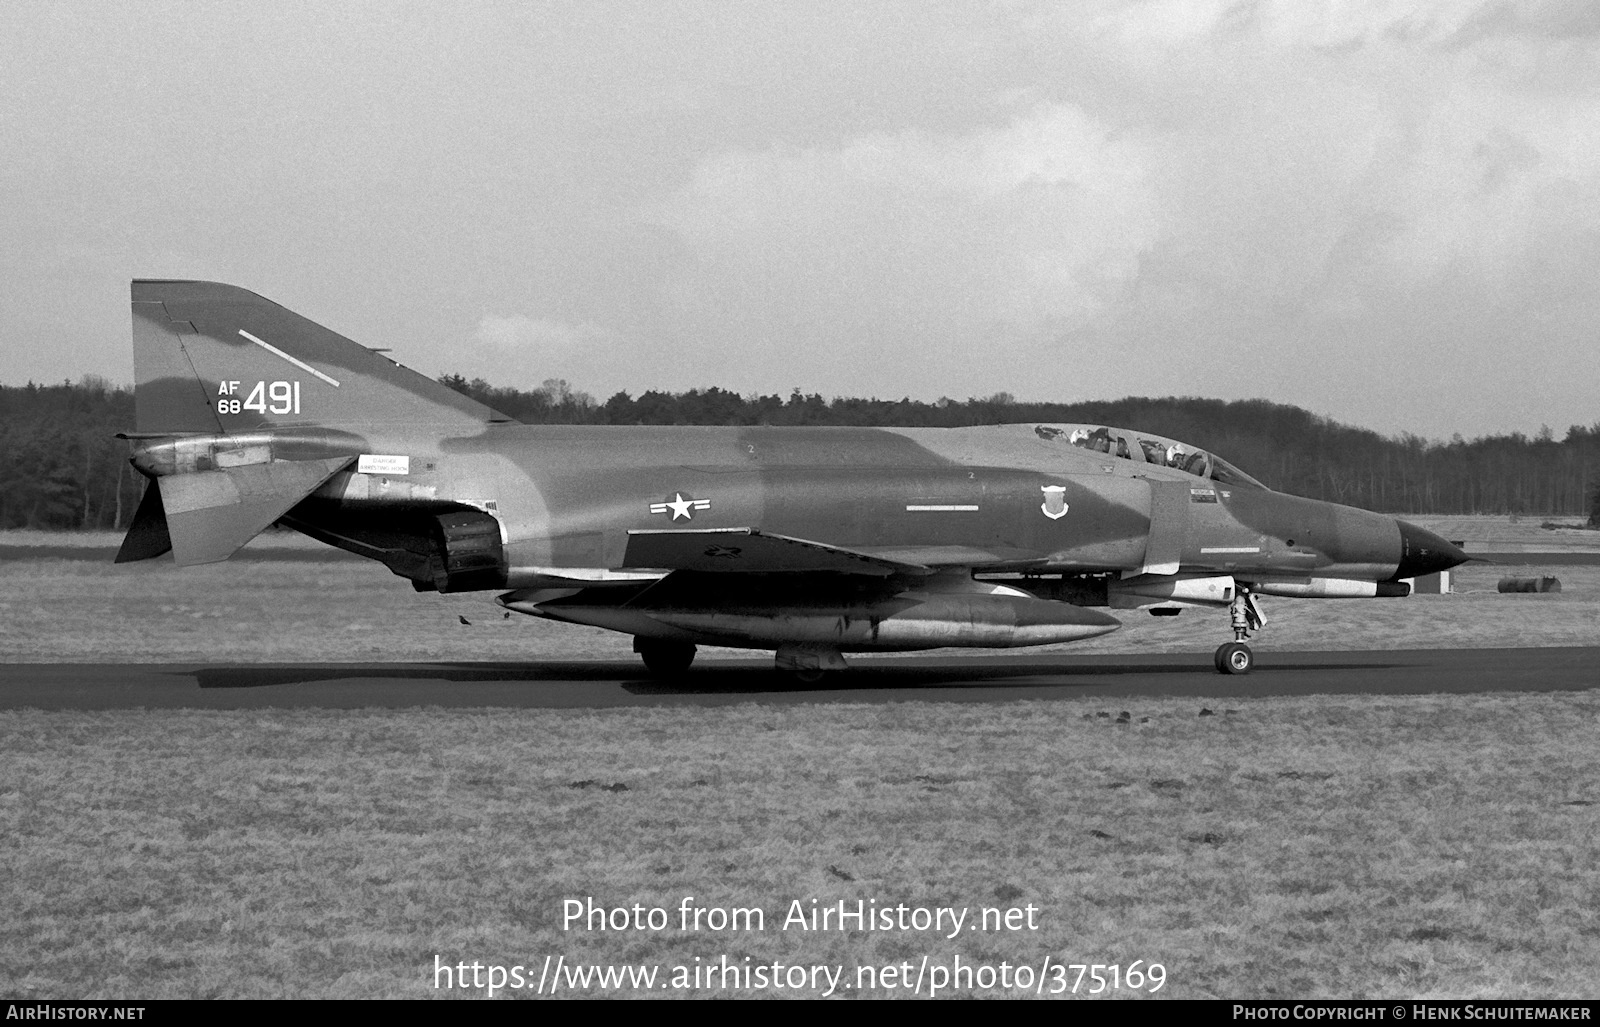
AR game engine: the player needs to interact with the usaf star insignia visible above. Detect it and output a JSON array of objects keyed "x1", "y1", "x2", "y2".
[{"x1": 649, "y1": 492, "x2": 712, "y2": 521}]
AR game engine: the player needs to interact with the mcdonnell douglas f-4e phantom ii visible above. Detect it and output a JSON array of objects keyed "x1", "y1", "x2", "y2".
[{"x1": 116, "y1": 281, "x2": 1467, "y2": 678}]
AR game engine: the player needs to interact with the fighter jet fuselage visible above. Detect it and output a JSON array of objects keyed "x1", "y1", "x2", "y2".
[{"x1": 117, "y1": 281, "x2": 1468, "y2": 677}]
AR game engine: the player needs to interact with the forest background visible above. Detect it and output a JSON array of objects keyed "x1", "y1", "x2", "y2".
[{"x1": 5, "y1": 375, "x2": 1598, "y2": 531}]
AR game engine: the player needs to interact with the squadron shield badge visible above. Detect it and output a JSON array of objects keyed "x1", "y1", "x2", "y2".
[{"x1": 1040, "y1": 485, "x2": 1069, "y2": 520}]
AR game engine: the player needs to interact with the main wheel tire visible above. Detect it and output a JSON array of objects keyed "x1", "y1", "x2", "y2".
[
  {"x1": 637, "y1": 639, "x2": 696, "y2": 675},
  {"x1": 784, "y1": 667, "x2": 827, "y2": 685},
  {"x1": 1214, "y1": 641, "x2": 1253, "y2": 675}
]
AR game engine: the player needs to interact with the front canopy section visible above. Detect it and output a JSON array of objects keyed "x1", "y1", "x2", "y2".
[{"x1": 1032, "y1": 423, "x2": 1268, "y2": 490}]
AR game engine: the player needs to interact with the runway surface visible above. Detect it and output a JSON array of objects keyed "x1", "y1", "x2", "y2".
[{"x1": 1, "y1": 647, "x2": 1595, "y2": 709}]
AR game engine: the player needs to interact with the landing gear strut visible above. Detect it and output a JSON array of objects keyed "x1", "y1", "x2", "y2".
[
  {"x1": 1214, "y1": 590, "x2": 1265, "y2": 674},
  {"x1": 634, "y1": 637, "x2": 696, "y2": 675}
]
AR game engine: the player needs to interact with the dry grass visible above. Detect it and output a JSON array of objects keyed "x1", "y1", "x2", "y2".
[
  {"x1": 1, "y1": 694, "x2": 1596, "y2": 998},
  {"x1": 1403, "y1": 515, "x2": 1599, "y2": 549}
]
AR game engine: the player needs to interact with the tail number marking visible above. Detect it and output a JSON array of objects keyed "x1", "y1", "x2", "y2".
[{"x1": 216, "y1": 380, "x2": 301, "y2": 415}]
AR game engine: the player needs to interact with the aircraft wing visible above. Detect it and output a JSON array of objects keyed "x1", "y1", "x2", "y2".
[{"x1": 622, "y1": 528, "x2": 929, "y2": 577}]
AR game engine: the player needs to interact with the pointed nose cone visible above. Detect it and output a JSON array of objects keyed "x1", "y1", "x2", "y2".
[{"x1": 1393, "y1": 521, "x2": 1470, "y2": 579}]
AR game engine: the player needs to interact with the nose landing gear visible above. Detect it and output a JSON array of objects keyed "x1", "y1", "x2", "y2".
[{"x1": 1214, "y1": 590, "x2": 1266, "y2": 674}]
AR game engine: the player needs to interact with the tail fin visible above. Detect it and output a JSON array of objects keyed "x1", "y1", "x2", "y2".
[
  {"x1": 131, "y1": 280, "x2": 506, "y2": 433},
  {"x1": 122, "y1": 280, "x2": 504, "y2": 564}
]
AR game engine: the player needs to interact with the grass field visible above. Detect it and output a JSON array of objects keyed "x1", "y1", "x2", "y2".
[
  {"x1": 2, "y1": 694, "x2": 1597, "y2": 999},
  {"x1": 2, "y1": 525, "x2": 1597, "y2": 999},
  {"x1": 1406, "y1": 515, "x2": 1599, "y2": 551}
]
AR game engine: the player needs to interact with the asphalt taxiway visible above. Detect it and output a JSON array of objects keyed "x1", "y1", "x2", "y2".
[{"x1": 0, "y1": 647, "x2": 1595, "y2": 709}]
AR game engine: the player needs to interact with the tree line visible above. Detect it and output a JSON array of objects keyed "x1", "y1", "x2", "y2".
[
  {"x1": 2, "y1": 376, "x2": 1596, "y2": 531},
  {"x1": 0, "y1": 378, "x2": 142, "y2": 531}
]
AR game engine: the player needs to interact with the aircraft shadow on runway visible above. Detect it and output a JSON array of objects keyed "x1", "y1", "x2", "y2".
[{"x1": 188, "y1": 657, "x2": 1408, "y2": 694}]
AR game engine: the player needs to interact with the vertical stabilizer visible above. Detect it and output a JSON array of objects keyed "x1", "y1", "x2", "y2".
[{"x1": 130, "y1": 280, "x2": 506, "y2": 434}]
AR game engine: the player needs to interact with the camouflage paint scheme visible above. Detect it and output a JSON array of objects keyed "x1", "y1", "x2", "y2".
[{"x1": 119, "y1": 282, "x2": 1467, "y2": 675}]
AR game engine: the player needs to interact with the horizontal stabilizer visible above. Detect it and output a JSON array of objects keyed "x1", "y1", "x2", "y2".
[
  {"x1": 158, "y1": 456, "x2": 354, "y2": 565},
  {"x1": 623, "y1": 528, "x2": 926, "y2": 576},
  {"x1": 114, "y1": 481, "x2": 174, "y2": 563}
]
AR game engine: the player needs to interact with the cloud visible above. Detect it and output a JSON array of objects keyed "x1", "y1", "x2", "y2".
[
  {"x1": 438, "y1": 314, "x2": 629, "y2": 391},
  {"x1": 1082, "y1": 0, "x2": 1600, "y2": 51},
  {"x1": 475, "y1": 314, "x2": 617, "y2": 353},
  {"x1": 640, "y1": 1, "x2": 1600, "y2": 434},
  {"x1": 10, "y1": 1, "x2": 1600, "y2": 435},
  {"x1": 653, "y1": 104, "x2": 1158, "y2": 375}
]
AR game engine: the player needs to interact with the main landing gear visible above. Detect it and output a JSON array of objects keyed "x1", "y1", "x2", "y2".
[
  {"x1": 633, "y1": 638, "x2": 849, "y2": 683},
  {"x1": 1214, "y1": 590, "x2": 1266, "y2": 675},
  {"x1": 634, "y1": 637, "x2": 696, "y2": 676}
]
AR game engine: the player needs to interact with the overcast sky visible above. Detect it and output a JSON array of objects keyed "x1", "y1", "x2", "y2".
[{"x1": 4, "y1": 0, "x2": 1597, "y2": 439}]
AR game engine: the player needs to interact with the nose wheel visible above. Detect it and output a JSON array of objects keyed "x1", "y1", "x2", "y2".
[
  {"x1": 1215, "y1": 590, "x2": 1266, "y2": 674},
  {"x1": 1214, "y1": 641, "x2": 1254, "y2": 674}
]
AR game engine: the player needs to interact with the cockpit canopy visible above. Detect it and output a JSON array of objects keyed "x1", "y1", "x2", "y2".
[{"x1": 1033, "y1": 423, "x2": 1268, "y2": 490}]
